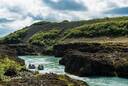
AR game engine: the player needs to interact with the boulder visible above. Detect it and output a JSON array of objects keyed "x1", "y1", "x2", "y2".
[
  {"x1": 38, "y1": 64, "x2": 44, "y2": 70},
  {"x1": 28, "y1": 64, "x2": 36, "y2": 69},
  {"x1": 4, "y1": 68, "x2": 17, "y2": 77}
]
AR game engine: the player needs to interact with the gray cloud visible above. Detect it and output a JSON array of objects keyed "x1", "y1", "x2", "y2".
[
  {"x1": 105, "y1": 7, "x2": 128, "y2": 15},
  {"x1": 0, "y1": 18, "x2": 14, "y2": 23},
  {"x1": 43, "y1": 0, "x2": 87, "y2": 11},
  {"x1": 1, "y1": 0, "x2": 128, "y2": 37}
]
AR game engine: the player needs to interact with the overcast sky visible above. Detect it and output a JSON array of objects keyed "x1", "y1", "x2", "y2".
[{"x1": 0, "y1": 0, "x2": 128, "y2": 37}]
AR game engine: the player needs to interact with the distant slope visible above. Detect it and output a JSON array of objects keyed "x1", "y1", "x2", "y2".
[
  {"x1": 2, "y1": 16, "x2": 128, "y2": 46},
  {"x1": 23, "y1": 16, "x2": 128, "y2": 42},
  {"x1": 29, "y1": 17, "x2": 128, "y2": 46},
  {"x1": 22, "y1": 21, "x2": 87, "y2": 42}
]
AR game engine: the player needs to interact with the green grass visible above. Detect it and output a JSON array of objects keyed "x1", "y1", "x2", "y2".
[
  {"x1": 2, "y1": 16, "x2": 128, "y2": 48},
  {"x1": 33, "y1": 16, "x2": 128, "y2": 26},
  {"x1": 63, "y1": 20, "x2": 128, "y2": 38},
  {"x1": 0, "y1": 56, "x2": 23, "y2": 81},
  {"x1": 28, "y1": 19, "x2": 128, "y2": 50},
  {"x1": 29, "y1": 29, "x2": 60, "y2": 46},
  {"x1": 2, "y1": 28, "x2": 28, "y2": 44}
]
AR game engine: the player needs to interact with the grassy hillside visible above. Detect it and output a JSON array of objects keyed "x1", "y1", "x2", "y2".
[
  {"x1": 63, "y1": 20, "x2": 128, "y2": 38},
  {"x1": 3, "y1": 16, "x2": 128, "y2": 43},
  {"x1": 2, "y1": 16, "x2": 128, "y2": 50},
  {"x1": 2, "y1": 28, "x2": 28, "y2": 44},
  {"x1": 29, "y1": 17, "x2": 128, "y2": 45},
  {"x1": 29, "y1": 29, "x2": 60, "y2": 46}
]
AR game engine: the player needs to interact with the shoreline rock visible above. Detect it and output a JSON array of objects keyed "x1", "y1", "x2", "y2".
[
  {"x1": 60, "y1": 50, "x2": 128, "y2": 77},
  {"x1": 53, "y1": 43, "x2": 128, "y2": 57},
  {"x1": 1, "y1": 73, "x2": 88, "y2": 86}
]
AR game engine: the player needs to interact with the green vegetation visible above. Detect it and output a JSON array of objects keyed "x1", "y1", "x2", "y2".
[
  {"x1": 2, "y1": 16, "x2": 128, "y2": 49},
  {"x1": 2, "y1": 16, "x2": 128, "y2": 45},
  {"x1": 33, "y1": 16, "x2": 128, "y2": 26},
  {"x1": 2, "y1": 28, "x2": 28, "y2": 44},
  {"x1": 80, "y1": 16, "x2": 128, "y2": 25},
  {"x1": 0, "y1": 55, "x2": 23, "y2": 81},
  {"x1": 20, "y1": 17, "x2": 128, "y2": 50},
  {"x1": 58, "y1": 75, "x2": 74, "y2": 86},
  {"x1": 64, "y1": 20, "x2": 128, "y2": 38},
  {"x1": 29, "y1": 29, "x2": 60, "y2": 46}
]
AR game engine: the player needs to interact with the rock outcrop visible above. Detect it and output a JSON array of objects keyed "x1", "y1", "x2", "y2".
[
  {"x1": 0, "y1": 44, "x2": 24, "y2": 65},
  {"x1": 7, "y1": 44, "x2": 37, "y2": 55},
  {"x1": 54, "y1": 43, "x2": 128, "y2": 77},
  {"x1": 54, "y1": 43, "x2": 128, "y2": 57},
  {"x1": 38, "y1": 64, "x2": 44, "y2": 70},
  {"x1": 60, "y1": 50, "x2": 128, "y2": 77},
  {"x1": 4, "y1": 68, "x2": 17, "y2": 77},
  {"x1": 5, "y1": 44, "x2": 53, "y2": 56},
  {"x1": 28, "y1": 64, "x2": 36, "y2": 69}
]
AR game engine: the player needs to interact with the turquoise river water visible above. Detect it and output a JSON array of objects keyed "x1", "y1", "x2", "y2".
[{"x1": 19, "y1": 56, "x2": 128, "y2": 86}]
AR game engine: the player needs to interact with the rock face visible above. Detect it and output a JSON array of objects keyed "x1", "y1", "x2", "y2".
[
  {"x1": 60, "y1": 50, "x2": 128, "y2": 77},
  {"x1": 0, "y1": 44, "x2": 25, "y2": 65},
  {"x1": 53, "y1": 43, "x2": 128, "y2": 57},
  {"x1": 55, "y1": 43, "x2": 128, "y2": 77},
  {"x1": 8, "y1": 44, "x2": 37, "y2": 55},
  {"x1": 6, "y1": 44, "x2": 53, "y2": 56},
  {"x1": 0, "y1": 44, "x2": 17, "y2": 57}
]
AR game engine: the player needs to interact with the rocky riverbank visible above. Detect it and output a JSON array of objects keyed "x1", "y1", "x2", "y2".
[
  {"x1": 0, "y1": 44, "x2": 89, "y2": 86},
  {"x1": 54, "y1": 43, "x2": 128, "y2": 77},
  {"x1": 1, "y1": 16, "x2": 128, "y2": 85},
  {"x1": 1, "y1": 73, "x2": 88, "y2": 86}
]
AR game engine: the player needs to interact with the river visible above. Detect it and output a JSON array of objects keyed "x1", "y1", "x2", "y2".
[{"x1": 19, "y1": 56, "x2": 128, "y2": 86}]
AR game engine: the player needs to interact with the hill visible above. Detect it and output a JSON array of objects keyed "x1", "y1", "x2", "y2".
[
  {"x1": 1, "y1": 16, "x2": 128, "y2": 55},
  {"x1": 2, "y1": 16, "x2": 128, "y2": 44}
]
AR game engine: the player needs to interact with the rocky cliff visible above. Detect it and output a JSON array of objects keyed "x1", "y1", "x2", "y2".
[
  {"x1": 0, "y1": 44, "x2": 24, "y2": 65},
  {"x1": 55, "y1": 43, "x2": 128, "y2": 77},
  {"x1": 54, "y1": 43, "x2": 128, "y2": 57}
]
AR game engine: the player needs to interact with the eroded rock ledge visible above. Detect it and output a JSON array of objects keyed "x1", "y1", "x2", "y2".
[
  {"x1": 54, "y1": 43, "x2": 128, "y2": 57},
  {"x1": 0, "y1": 44, "x2": 24, "y2": 65},
  {"x1": 60, "y1": 50, "x2": 128, "y2": 77},
  {"x1": 54, "y1": 43, "x2": 128, "y2": 77}
]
